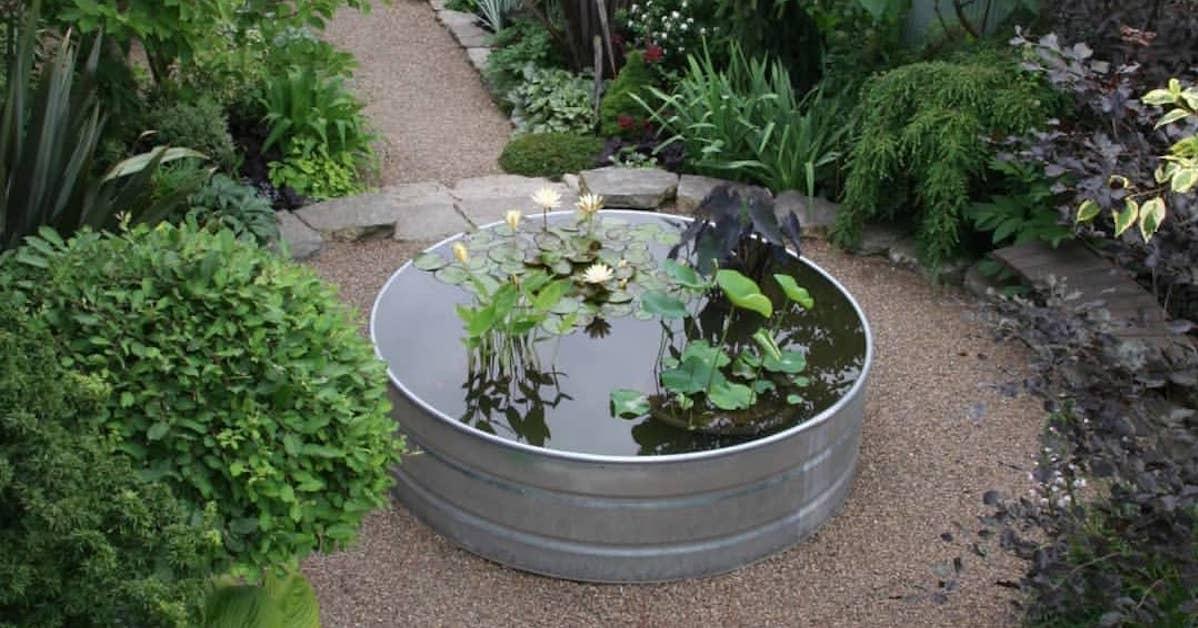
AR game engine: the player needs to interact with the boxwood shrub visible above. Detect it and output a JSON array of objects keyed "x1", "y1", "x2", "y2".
[
  {"x1": 1, "y1": 224, "x2": 404, "y2": 577},
  {"x1": 498, "y1": 132, "x2": 604, "y2": 179},
  {"x1": 0, "y1": 303, "x2": 222, "y2": 627}
]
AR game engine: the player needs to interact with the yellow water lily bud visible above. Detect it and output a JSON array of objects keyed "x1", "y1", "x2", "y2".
[
  {"x1": 505, "y1": 210, "x2": 522, "y2": 230},
  {"x1": 452, "y1": 242, "x2": 469, "y2": 264}
]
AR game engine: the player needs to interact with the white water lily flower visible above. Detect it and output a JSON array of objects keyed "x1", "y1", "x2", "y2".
[
  {"x1": 505, "y1": 210, "x2": 522, "y2": 230},
  {"x1": 531, "y1": 186, "x2": 562, "y2": 210},
  {"x1": 575, "y1": 193, "x2": 604, "y2": 218},
  {"x1": 582, "y1": 263, "x2": 614, "y2": 284},
  {"x1": 452, "y1": 242, "x2": 469, "y2": 264}
]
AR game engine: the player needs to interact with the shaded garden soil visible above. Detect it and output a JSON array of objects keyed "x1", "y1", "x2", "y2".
[
  {"x1": 324, "y1": 0, "x2": 511, "y2": 185},
  {"x1": 303, "y1": 237, "x2": 1041, "y2": 627}
]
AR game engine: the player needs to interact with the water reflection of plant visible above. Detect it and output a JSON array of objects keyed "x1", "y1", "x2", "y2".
[{"x1": 460, "y1": 361, "x2": 571, "y2": 447}]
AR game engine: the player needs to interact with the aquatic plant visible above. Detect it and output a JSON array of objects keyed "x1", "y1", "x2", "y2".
[{"x1": 610, "y1": 261, "x2": 815, "y2": 434}]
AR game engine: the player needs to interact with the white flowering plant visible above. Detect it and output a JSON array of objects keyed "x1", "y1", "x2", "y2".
[{"x1": 619, "y1": 0, "x2": 719, "y2": 67}]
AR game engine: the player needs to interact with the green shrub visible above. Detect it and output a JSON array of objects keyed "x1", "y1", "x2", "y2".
[
  {"x1": 599, "y1": 50, "x2": 654, "y2": 137},
  {"x1": 268, "y1": 137, "x2": 367, "y2": 200},
  {"x1": 641, "y1": 43, "x2": 847, "y2": 196},
  {"x1": 1, "y1": 223, "x2": 404, "y2": 578},
  {"x1": 508, "y1": 66, "x2": 596, "y2": 135},
  {"x1": 485, "y1": 18, "x2": 564, "y2": 102},
  {"x1": 144, "y1": 98, "x2": 240, "y2": 173},
  {"x1": 833, "y1": 54, "x2": 1051, "y2": 270},
  {"x1": 187, "y1": 174, "x2": 280, "y2": 246},
  {"x1": 0, "y1": 301, "x2": 222, "y2": 627},
  {"x1": 498, "y1": 133, "x2": 603, "y2": 178}
]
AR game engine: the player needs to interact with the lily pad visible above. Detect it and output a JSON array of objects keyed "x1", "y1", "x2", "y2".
[
  {"x1": 763, "y1": 350, "x2": 806, "y2": 374},
  {"x1": 434, "y1": 266, "x2": 470, "y2": 285},
  {"x1": 413, "y1": 252, "x2": 448, "y2": 271},
  {"x1": 708, "y1": 381, "x2": 754, "y2": 411},
  {"x1": 640, "y1": 290, "x2": 688, "y2": 319}
]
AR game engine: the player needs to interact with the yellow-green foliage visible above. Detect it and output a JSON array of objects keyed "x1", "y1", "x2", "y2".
[
  {"x1": 833, "y1": 55, "x2": 1050, "y2": 269},
  {"x1": 600, "y1": 51, "x2": 655, "y2": 137}
]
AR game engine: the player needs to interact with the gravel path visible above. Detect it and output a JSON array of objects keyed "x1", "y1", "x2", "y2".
[
  {"x1": 324, "y1": 0, "x2": 511, "y2": 185},
  {"x1": 303, "y1": 237, "x2": 1041, "y2": 627}
]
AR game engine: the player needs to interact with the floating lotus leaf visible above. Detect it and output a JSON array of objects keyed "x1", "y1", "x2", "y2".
[
  {"x1": 610, "y1": 388, "x2": 651, "y2": 418},
  {"x1": 550, "y1": 259, "x2": 573, "y2": 276},
  {"x1": 413, "y1": 252, "x2": 448, "y2": 271},
  {"x1": 534, "y1": 232, "x2": 563, "y2": 250}
]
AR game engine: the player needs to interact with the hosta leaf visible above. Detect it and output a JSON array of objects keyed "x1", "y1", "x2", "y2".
[{"x1": 1172, "y1": 167, "x2": 1197, "y2": 193}]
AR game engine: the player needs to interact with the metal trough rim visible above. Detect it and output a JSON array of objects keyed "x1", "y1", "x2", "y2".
[{"x1": 369, "y1": 209, "x2": 874, "y2": 465}]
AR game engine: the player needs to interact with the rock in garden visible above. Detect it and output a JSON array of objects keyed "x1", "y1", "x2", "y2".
[
  {"x1": 451, "y1": 174, "x2": 576, "y2": 227},
  {"x1": 680, "y1": 174, "x2": 771, "y2": 214},
  {"x1": 774, "y1": 191, "x2": 840, "y2": 238},
  {"x1": 438, "y1": 10, "x2": 491, "y2": 48},
  {"x1": 855, "y1": 224, "x2": 907, "y2": 257},
  {"x1": 296, "y1": 181, "x2": 455, "y2": 241},
  {"x1": 579, "y1": 166, "x2": 679, "y2": 210},
  {"x1": 465, "y1": 48, "x2": 490, "y2": 73},
  {"x1": 274, "y1": 211, "x2": 323, "y2": 260}
]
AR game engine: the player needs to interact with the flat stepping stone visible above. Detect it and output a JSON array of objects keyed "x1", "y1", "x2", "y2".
[
  {"x1": 466, "y1": 48, "x2": 490, "y2": 72},
  {"x1": 854, "y1": 224, "x2": 909, "y2": 257},
  {"x1": 992, "y1": 240, "x2": 1195, "y2": 365},
  {"x1": 579, "y1": 167, "x2": 678, "y2": 210},
  {"x1": 296, "y1": 182, "x2": 458, "y2": 241},
  {"x1": 275, "y1": 211, "x2": 323, "y2": 260},
  {"x1": 774, "y1": 191, "x2": 839, "y2": 237},
  {"x1": 451, "y1": 174, "x2": 577, "y2": 228},
  {"x1": 437, "y1": 10, "x2": 491, "y2": 48}
]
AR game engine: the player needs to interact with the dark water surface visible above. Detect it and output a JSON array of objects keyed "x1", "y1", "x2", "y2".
[{"x1": 373, "y1": 212, "x2": 866, "y2": 456}]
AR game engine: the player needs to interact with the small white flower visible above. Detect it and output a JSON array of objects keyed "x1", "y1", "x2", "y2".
[
  {"x1": 671, "y1": 10, "x2": 680, "y2": 18},
  {"x1": 505, "y1": 210, "x2": 522, "y2": 230},
  {"x1": 582, "y1": 263, "x2": 614, "y2": 284},
  {"x1": 575, "y1": 193, "x2": 604, "y2": 218},
  {"x1": 680, "y1": 23, "x2": 688, "y2": 31},
  {"x1": 530, "y1": 186, "x2": 562, "y2": 210}
]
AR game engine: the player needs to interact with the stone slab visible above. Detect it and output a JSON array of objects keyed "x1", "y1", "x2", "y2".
[
  {"x1": 438, "y1": 10, "x2": 491, "y2": 48},
  {"x1": 275, "y1": 211, "x2": 323, "y2": 260},
  {"x1": 675, "y1": 175, "x2": 728, "y2": 213},
  {"x1": 451, "y1": 174, "x2": 577, "y2": 227},
  {"x1": 579, "y1": 167, "x2": 678, "y2": 210},
  {"x1": 429, "y1": 0, "x2": 449, "y2": 9},
  {"x1": 774, "y1": 191, "x2": 840, "y2": 238},
  {"x1": 466, "y1": 47, "x2": 490, "y2": 73},
  {"x1": 854, "y1": 224, "x2": 907, "y2": 257},
  {"x1": 561, "y1": 173, "x2": 580, "y2": 194},
  {"x1": 295, "y1": 182, "x2": 452, "y2": 240}
]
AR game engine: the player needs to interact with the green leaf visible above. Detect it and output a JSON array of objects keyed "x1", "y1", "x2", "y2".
[
  {"x1": 147, "y1": 422, "x2": 169, "y2": 441},
  {"x1": 1113, "y1": 199, "x2": 1138, "y2": 237},
  {"x1": 751, "y1": 329, "x2": 783, "y2": 362},
  {"x1": 786, "y1": 394, "x2": 802, "y2": 405},
  {"x1": 662, "y1": 259, "x2": 707, "y2": 290},
  {"x1": 772, "y1": 274, "x2": 814, "y2": 309},
  {"x1": 1154, "y1": 107, "x2": 1192, "y2": 129},
  {"x1": 1138, "y1": 197, "x2": 1166, "y2": 240},
  {"x1": 1076, "y1": 199, "x2": 1100, "y2": 223},
  {"x1": 708, "y1": 381, "x2": 754, "y2": 410},
  {"x1": 413, "y1": 252, "x2": 448, "y2": 271},
  {"x1": 610, "y1": 389, "x2": 651, "y2": 418},
  {"x1": 715, "y1": 269, "x2": 772, "y2": 318},
  {"x1": 763, "y1": 350, "x2": 807, "y2": 374},
  {"x1": 1142, "y1": 87, "x2": 1176, "y2": 106},
  {"x1": 640, "y1": 290, "x2": 689, "y2": 319},
  {"x1": 1172, "y1": 167, "x2": 1197, "y2": 194}
]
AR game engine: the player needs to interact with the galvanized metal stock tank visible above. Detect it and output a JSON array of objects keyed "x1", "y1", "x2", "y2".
[{"x1": 370, "y1": 211, "x2": 873, "y2": 582}]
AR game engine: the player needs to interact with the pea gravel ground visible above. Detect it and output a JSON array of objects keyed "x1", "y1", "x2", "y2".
[
  {"x1": 323, "y1": 0, "x2": 511, "y2": 185},
  {"x1": 302, "y1": 237, "x2": 1042, "y2": 627}
]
